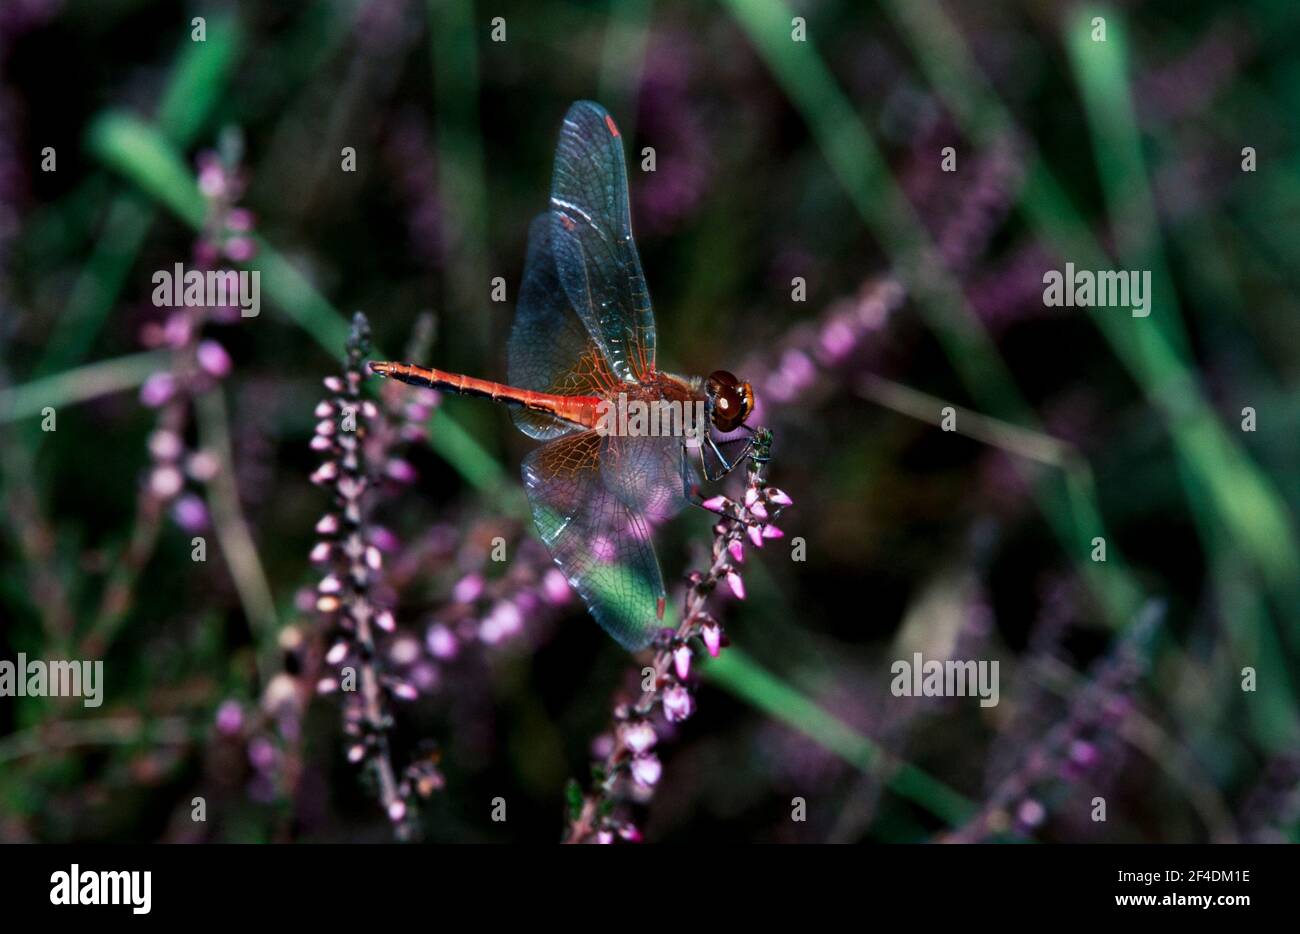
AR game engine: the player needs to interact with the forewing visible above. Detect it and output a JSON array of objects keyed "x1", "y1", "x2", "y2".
[
  {"x1": 548, "y1": 101, "x2": 656, "y2": 384},
  {"x1": 507, "y1": 215, "x2": 609, "y2": 440},
  {"x1": 522, "y1": 432, "x2": 667, "y2": 651}
]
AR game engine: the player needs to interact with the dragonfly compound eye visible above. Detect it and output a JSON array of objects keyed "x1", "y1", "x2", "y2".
[{"x1": 707, "y1": 370, "x2": 753, "y2": 431}]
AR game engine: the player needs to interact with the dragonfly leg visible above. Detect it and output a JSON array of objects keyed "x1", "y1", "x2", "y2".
[{"x1": 679, "y1": 436, "x2": 759, "y2": 525}]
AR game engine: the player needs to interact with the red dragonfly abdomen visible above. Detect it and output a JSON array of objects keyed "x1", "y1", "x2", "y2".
[{"x1": 370, "y1": 361, "x2": 602, "y2": 428}]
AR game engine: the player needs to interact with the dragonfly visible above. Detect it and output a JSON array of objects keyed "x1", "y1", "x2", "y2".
[{"x1": 370, "y1": 101, "x2": 761, "y2": 651}]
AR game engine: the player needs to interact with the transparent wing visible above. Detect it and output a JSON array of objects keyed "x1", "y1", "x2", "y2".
[
  {"x1": 522, "y1": 432, "x2": 667, "y2": 651},
  {"x1": 548, "y1": 100, "x2": 656, "y2": 384},
  {"x1": 507, "y1": 214, "x2": 615, "y2": 440}
]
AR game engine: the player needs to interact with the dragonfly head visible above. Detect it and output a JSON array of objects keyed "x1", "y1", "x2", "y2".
[{"x1": 706, "y1": 370, "x2": 755, "y2": 433}]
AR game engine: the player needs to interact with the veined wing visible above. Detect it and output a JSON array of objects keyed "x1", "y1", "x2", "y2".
[
  {"x1": 548, "y1": 101, "x2": 656, "y2": 385},
  {"x1": 507, "y1": 214, "x2": 620, "y2": 440},
  {"x1": 522, "y1": 432, "x2": 667, "y2": 651}
]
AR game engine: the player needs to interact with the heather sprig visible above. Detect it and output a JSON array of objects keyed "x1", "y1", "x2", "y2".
[
  {"x1": 310, "y1": 312, "x2": 435, "y2": 837},
  {"x1": 564, "y1": 429, "x2": 789, "y2": 844},
  {"x1": 942, "y1": 601, "x2": 1165, "y2": 843}
]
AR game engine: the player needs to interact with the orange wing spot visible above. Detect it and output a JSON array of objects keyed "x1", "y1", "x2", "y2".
[
  {"x1": 559, "y1": 214, "x2": 576, "y2": 231},
  {"x1": 655, "y1": 596, "x2": 666, "y2": 620},
  {"x1": 604, "y1": 114, "x2": 620, "y2": 138}
]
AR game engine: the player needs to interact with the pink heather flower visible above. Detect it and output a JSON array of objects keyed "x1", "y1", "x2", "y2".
[
  {"x1": 369, "y1": 526, "x2": 399, "y2": 552},
  {"x1": 163, "y1": 311, "x2": 192, "y2": 347},
  {"x1": 316, "y1": 677, "x2": 339, "y2": 694},
  {"x1": 347, "y1": 745, "x2": 366, "y2": 763},
  {"x1": 617, "y1": 824, "x2": 642, "y2": 842},
  {"x1": 171, "y1": 493, "x2": 209, "y2": 532},
  {"x1": 148, "y1": 429, "x2": 183, "y2": 461},
  {"x1": 389, "y1": 636, "x2": 421, "y2": 665},
  {"x1": 365, "y1": 545, "x2": 382, "y2": 571},
  {"x1": 309, "y1": 542, "x2": 331, "y2": 563},
  {"x1": 749, "y1": 501, "x2": 769, "y2": 520},
  {"x1": 452, "y1": 573, "x2": 484, "y2": 604},
  {"x1": 323, "y1": 376, "x2": 343, "y2": 392},
  {"x1": 375, "y1": 609, "x2": 396, "y2": 632},
  {"x1": 744, "y1": 487, "x2": 759, "y2": 508},
  {"x1": 542, "y1": 568, "x2": 571, "y2": 605},
  {"x1": 149, "y1": 465, "x2": 184, "y2": 499},
  {"x1": 224, "y1": 237, "x2": 255, "y2": 262},
  {"x1": 1017, "y1": 798, "x2": 1047, "y2": 829},
  {"x1": 386, "y1": 459, "x2": 417, "y2": 483},
  {"x1": 426, "y1": 623, "x2": 458, "y2": 660},
  {"x1": 315, "y1": 514, "x2": 340, "y2": 535},
  {"x1": 310, "y1": 462, "x2": 339, "y2": 485},
  {"x1": 761, "y1": 524, "x2": 784, "y2": 539},
  {"x1": 701, "y1": 495, "x2": 728, "y2": 512},
  {"x1": 620, "y1": 720, "x2": 657, "y2": 754},
  {"x1": 818, "y1": 318, "x2": 856, "y2": 362},
  {"x1": 630, "y1": 754, "x2": 662, "y2": 788},
  {"x1": 1068, "y1": 740, "x2": 1098, "y2": 768},
  {"x1": 663, "y1": 683, "x2": 694, "y2": 722},
  {"x1": 197, "y1": 156, "x2": 226, "y2": 198},
  {"x1": 725, "y1": 571, "x2": 745, "y2": 600},
  {"x1": 480, "y1": 601, "x2": 522, "y2": 644},
  {"x1": 674, "y1": 645, "x2": 692, "y2": 680},
  {"x1": 596, "y1": 830, "x2": 615, "y2": 844},
  {"x1": 387, "y1": 800, "x2": 408, "y2": 823},
  {"x1": 746, "y1": 524, "x2": 764, "y2": 548},
  {"x1": 314, "y1": 401, "x2": 333, "y2": 419},
  {"x1": 186, "y1": 450, "x2": 220, "y2": 482},
  {"x1": 310, "y1": 435, "x2": 332, "y2": 452},
  {"x1": 318, "y1": 575, "x2": 342, "y2": 595},
  {"x1": 315, "y1": 418, "x2": 335, "y2": 437},
  {"x1": 779, "y1": 349, "x2": 816, "y2": 392},
  {"x1": 226, "y1": 208, "x2": 255, "y2": 232},
  {"x1": 196, "y1": 339, "x2": 232, "y2": 378},
  {"x1": 140, "y1": 372, "x2": 177, "y2": 408},
  {"x1": 326, "y1": 642, "x2": 349, "y2": 665},
  {"x1": 390, "y1": 682, "x2": 418, "y2": 701},
  {"x1": 767, "y1": 487, "x2": 793, "y2": 506},
  {"x1": 727, "y1": 539, "x2": 745, "y2": 563},
  {"x1": 247, "y1": 736, "x2": 277, "y2": 771},
  {"x1": 215, "y1": 700, "x2": 243, "y2": 736},
  {"x1": 702, "y1": 623, "x2": 722, "y2": 658}
]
